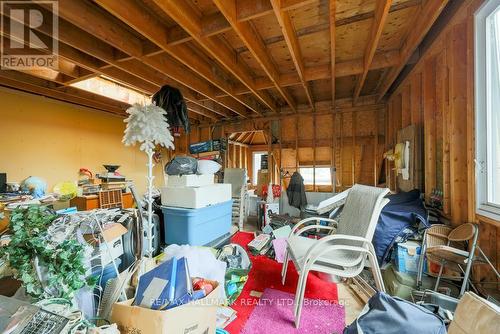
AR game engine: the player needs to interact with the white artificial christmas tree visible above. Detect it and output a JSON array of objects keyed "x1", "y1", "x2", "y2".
[{"x1": 123, "y1": 104, "x2": 174, "y2": 258}]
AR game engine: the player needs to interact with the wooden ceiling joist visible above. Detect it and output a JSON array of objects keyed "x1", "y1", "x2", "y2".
[
  {"x1": 226, "y1": 51, "x2": 399, "y2": 96},
  {"x1": 152, "y1": 0, "x2": 277, "y2": 114},
  {"x1": 186, "y1": 102, "x2": 221, "y2": 121},
  {"x1": 2, "y1": 10, "x2": 162, "y2": 95},
  {"x1": 0, "y1": 71, "x2": 128, "y2": 115},
  {"x1": 377, "y1": 0, "x2": 450, "y2": 101},
  {"x1": 213, "y1": 0, "x2": 297, "y2": 112},
  {"x1": 271, "y1": 0, "x2": 315, "y2": 109},
  {"x1": 45, "y1": 1, "x2": 241, "y2": 118},
  {"x1": 92, "y1": 0, "x2": 259, "y2": 116},
  {"x1": 353, "y1": 0, "x2": 393, "y2": 104},
  {"x1": 233, "y1": 0, "x2": 421, "y2": 55}
]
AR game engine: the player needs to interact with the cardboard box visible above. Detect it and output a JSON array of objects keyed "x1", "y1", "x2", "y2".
[
  {"x1": 83, "y1": 223, "x2": 127, "y2": 244},
  {"x1": 84, "y1": 223, "x2": 127, "y2": 267},
  {"x1": 255, "y1": 169, "x2": 269, "y2": 196},
  {"x1": 111, "y1": 282, "x2": 222, "y2": 334}
]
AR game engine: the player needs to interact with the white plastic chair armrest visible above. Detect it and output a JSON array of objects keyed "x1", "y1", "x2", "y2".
[
  {"x1": 289, "y1": 217, "x2": 338, "y2": 237},
  {"x1": 294, "y1": 224, "x2": 336, "y2": 236}
]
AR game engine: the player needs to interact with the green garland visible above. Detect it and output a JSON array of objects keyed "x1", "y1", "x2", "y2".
[{"x1": 0, "y1": 206, "x2": 96, "y2": 300}]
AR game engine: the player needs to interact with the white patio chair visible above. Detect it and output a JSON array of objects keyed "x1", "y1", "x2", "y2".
[{"x1": 281, "y1": 184, "x2": 390, "y2": 328}]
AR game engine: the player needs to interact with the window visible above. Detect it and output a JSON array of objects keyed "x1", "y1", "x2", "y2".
[
  {"x1": 252, "y1": 152, "x2": 267, "y2": 185},
  {"x1": 475, "y1": 0, "x2": 500, "y2": 220},
  {"x1": 299, "y1": 167, "x2": 332, "y2": 186},
  {"x1": 71, "y1": 76, "x2": 151, "y2": 105}
]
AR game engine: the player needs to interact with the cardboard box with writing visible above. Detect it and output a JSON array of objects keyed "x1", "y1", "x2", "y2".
[{"x1": 110, "y1": 281, "x2": 222, "y2": 334}]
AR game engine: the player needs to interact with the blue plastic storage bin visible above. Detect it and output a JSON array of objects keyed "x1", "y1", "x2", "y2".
[{"x1": 161, "y1": 200, "x2": 232, "y2": 246}]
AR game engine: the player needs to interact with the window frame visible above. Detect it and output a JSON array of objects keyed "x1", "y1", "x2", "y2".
[
  {"x1": 475, "y1": 0, "x2": 500, "y2": 221},
  {"x1": 252, "y1": 151, "x2": 267, "y2": 186},
  {"x1": 298, "y1": 166, "x2": 332, "y2": 186}
]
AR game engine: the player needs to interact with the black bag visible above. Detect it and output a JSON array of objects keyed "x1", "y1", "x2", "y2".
[{"x1": 164, "y1": 156, "x2": 198, "y2": 175}]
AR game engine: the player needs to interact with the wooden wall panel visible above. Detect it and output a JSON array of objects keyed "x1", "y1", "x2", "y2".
[{"x1": 386, "y1": 0, "x2": 498, "y2": 290}]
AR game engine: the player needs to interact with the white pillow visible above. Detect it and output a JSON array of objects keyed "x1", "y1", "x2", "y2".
[{"x1": 197, "y1": 160, "x2": 221, "y2": 174}]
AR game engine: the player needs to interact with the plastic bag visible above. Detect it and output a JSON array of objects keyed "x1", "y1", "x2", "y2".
[
  {"x1": 164, "y1": 156, "x2": 198, "y2": 175},
  {"x1": 161, "y1": 244, "x2": 227, "y2": 300},
  {"x1": 197, "y1": 160, "x2": 221, "y2": 175}
]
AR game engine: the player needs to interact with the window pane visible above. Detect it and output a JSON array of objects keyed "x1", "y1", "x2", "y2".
[
  {"x1": 252, "y1": 152, "x2": 265, "y2": 185},
  {"x1": 487, "y1": 8, "x2": 500, "y2": 206},
  {"x1": 299, "y1": 167, "x2": 331, "y2": 185},
  {"x1": 71, "y1": 76, "x2": 150, "y2": 105}
]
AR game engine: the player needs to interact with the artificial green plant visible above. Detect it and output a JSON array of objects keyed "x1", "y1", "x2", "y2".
[{"x1": 0, "y1": 206, "x2": 95, "y2": 300}]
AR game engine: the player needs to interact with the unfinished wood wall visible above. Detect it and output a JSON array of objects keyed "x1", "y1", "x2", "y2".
[
  {"x1": 386, "y1": 0, "x2": 498, "y2": 289},
  {"x1": 173, "y1": 102, "x2": 385, "y2": 193}
]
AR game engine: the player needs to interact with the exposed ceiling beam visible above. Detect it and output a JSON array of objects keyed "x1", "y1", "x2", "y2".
[
  {"x1": 271, "y1": 0, "x2": 315, "y2": 109},
  {"x1": 213, "y1": 0, "x2": 296, "y2": 111},
  {"x1": 329, "y1": 0, "x2": 336, "y2": 104},
  {"x1": 0, "y1": 71, "x2": 128, "y2": 115},
  {"x1": 233, "y1": 0, "x2": 421, "y2": 54},
  {"x1": 186, "y1": 102, "x2": 221, "y2": 121},
  {"x1": 158, "y1": 0, "x2": 422, "y2": 51},
  {"x1": 93, "y1": 0, "x2": 258, "y2": 116},
  {"x1": 377, "y1": 0, "x2": 449, "y2": 101},
  {"x1": 1, "y1": 9, "x2": 161, "y2": 95},
  {"x1": 223, "y1": 50, "x2": 399, "y2": 97},
  {"x1": 353, "y1": 0, "x2": 392, "y2": 104},
  {"x1": 37, "y1": 2, "x2": 242, "y2": 118},
  {"x1": 152, "y1": 0, "x2": 277, "y2": 114}
]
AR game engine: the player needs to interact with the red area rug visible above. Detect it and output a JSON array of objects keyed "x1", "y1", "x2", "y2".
[{"x1": 225, "y1": 232, "x2": 339, "y2": 333}]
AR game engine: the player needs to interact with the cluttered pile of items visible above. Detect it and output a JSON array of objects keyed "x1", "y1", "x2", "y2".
[
  {"x1": 0, "y1": 155, "x2": 254, "y2": 333},
  {"x1": 0, "y1": 100, "x2": 254, "y2": 333}
]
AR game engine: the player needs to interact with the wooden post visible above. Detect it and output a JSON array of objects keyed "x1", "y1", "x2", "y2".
[
  {"x1": 339, "y1": 113, "x2": 344, "y2": 189},
  {"x1": 352, "y1": 111, "x2": 356, "y2": 186},
  {"x1": 374, "y1": 108, "x2": 378, "y2": 186},
  {"x1": 332, "y1": 112, "x2": 336, "y2": 193},
  {"x1": 313, "y1": 113, "x2": 317, "y2": 191}
]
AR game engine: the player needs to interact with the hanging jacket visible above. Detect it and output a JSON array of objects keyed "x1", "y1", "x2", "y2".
[
  {"x1": 286, "y1": 172, "x2": 307, "y2": 210},
  {"x1": 152, "y1": 85, "x2": 190, "y2": 133}
]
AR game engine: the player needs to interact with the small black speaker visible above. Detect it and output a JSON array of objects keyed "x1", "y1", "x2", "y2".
[{"x1": 0, "y1": 173, "x2": 6, "y2": 193}]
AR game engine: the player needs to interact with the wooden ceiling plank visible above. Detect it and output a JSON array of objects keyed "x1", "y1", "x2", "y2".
[
  {"x1": 280, "y1": 0, "x2": 317, "y2": 11},
  {"x1": 152, "y1": 0, "x2": 277, "y2": 114},
  {"x1": 43, "y1": 2, "x2": 243, "y2": 117},
  {"x1": 270, "y1": 0, "x2": 315, "y2": 109},
  {"x1": 93, "y1": 0, "x2": 257, "y2": 116},
  {"x1": 235, "y1": 0, "x2": 421, "y2": 54},
  {"x1": 353, "y1": 0, "x2": 393, "y2": 103},
  {"x1": 186, "y1": 102, "x2": 221, "y2": 121},
  {"x1": 1, "y1": 12, "x2": 161, "y2": 95},
  {"x1": 377, "y1": 0, "x2": 449, "y2": 101},
  {"x1": 214, "y1": 0, "x2": 296, "y2": 111},
  {"x1": 330, "y1": 0, "x2": 336, "y2": 104}
]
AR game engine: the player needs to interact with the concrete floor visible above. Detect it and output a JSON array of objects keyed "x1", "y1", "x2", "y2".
[{"x1": 234, "y1": 217, "x2": 365, "y2": 326}]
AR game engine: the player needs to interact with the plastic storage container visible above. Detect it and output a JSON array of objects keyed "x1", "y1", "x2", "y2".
[
  {"x1": 161, "y1": 200, "x2": 232, "y2": 246},
  {"x1": 394, "y1": 240, "x2": 427, "y2": 273},
  {"x1": 161, "y1": 183, "x2": 231, "y2": 209}
]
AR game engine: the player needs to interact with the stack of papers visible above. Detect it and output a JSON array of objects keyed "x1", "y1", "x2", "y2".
[{"x1": 248, "y1": 234, "x2": 271, "y2": 254}]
